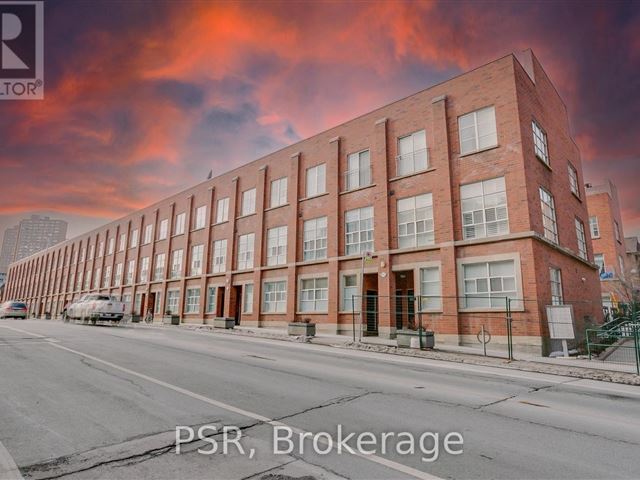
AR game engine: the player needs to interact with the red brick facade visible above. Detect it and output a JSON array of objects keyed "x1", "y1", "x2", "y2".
[{"x1": 2, "y1": 51, "x2": 602, "y2": 354}]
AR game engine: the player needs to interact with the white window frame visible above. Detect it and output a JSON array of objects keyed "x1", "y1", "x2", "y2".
[
  {"x1": 397, "y1": 193, "x2": 434, "y2": 248},
  {"x1": 550, "y1": 267, "x2": 563, "y2": 305},
  {"x1": 345, "y1": 206, "x2": 374, "y2": 256},
  {"x1": 298, "y1": 276, "x2": 328, "y2": 313},
  {"x1": 139, "y1": 257, "x2": 149, "y2": 283},
  {"x1": 589, "y1": 216, "x2": 600, "y2": 238},
  {"x1": 532, "y1": 119, "x2": 549, "y2": 165},
  {"x1": 458, "y1": 106, "x2": 497, "y2": 156},
  {"x1": 159, "y1": 219, "x2": 169, "y2": 240},
  {"x1": 211, "y1": 239, "x2": 227, "y2": 273},
  {"x1": 266, "y1": 226, "x2": 288, "y2": 266},
  {"x1": 194, "y1": 205, "x2": 207, "y2": 230},
  {"x1": 237, "y1": 233, "x2": 255, "y2": 270},
  {"x1": 594, "y1": 253, "x2": 605, "y2": 273},
  {"x1": 126, "y1": 259, "x2": 135, "y2": 285},
  {"x1": 618, "y1": 255, "x2": 625, "y2": 279},
  {"x1": 154, "y1": 253, "x2": 165, "y2": 281},
  {"x1": 457, "y1": 254, "x2": 522, "y2": 311},
  {"x1": 206, "y1": 285, "x2": 218, "y2": 313},
  {"x1": 242, "y1": 283, "x2": 254, "y2": 314},
  {"x1": 119, "y1": 233, "x2": 127, "y2": 252},
  {"x1": 143, "y1": 224, "x2": 153, "y2": 245},
  {"x1": 397, "y1": 130, "x2": 427, "y2": 176},
  {"x1": 241, "y1": 188, "x2": 256, "y2": 216},
  {"x1": 345, "y1": 149, "x2": 371, "y2": 190},
  {"x1": 184, "y1": 287, "x2": 200, "y2": 314},
  {"x1": 130, "y1": 229, "x2": 139, "y2": 248},
  {"x1": 171, "y1": 249, "x2": 183, "y2": 279},
  {"x1": 190, "y1": 244, "x2": 204, "y2": 276},
  {"x1": 568, "y1": 163, "x2": 580, "y2": 197},
  {"x1": 461, "y1": 177, "x2": 509, "y2": 240},
  {"x1": 306, "y1": 163, "x2": 326, "y2": 198},
  {"x1": 262, "y1": 280, "x2": 287, "y2": 313},
  {"x1": 94, "y1": 268, "x2": 101, "y2": 289},
  {"x1": 107, "y1": 237, "x2": 115, "y2": 255},
  {"x1": 174, "y1": 213, "x2": 186, "y2": 236},
  {"x1": 216, "y1": 197, "x2": 229, "y2": 223},
  {"x1": 270, "y1": 177, "x2": 288, "y2": 208},
  {"x1": 575, "y1": 218, "x2": 588, "y2": 260},
  {"x1": 103, "y1": 265, "x2": 111, "y2": 288},
  {"x1": 114, "y1": 263, "x2": 123, "y2": 287},
  {"x1": 539, "y1": 187, "x2": 558, "y2": 244},
  {"x1": 341, "y1": 273, "x2": 360, "y2": 312},
  {"x1": 303, "y1": 216, "x2": 328, "y2": 261},
  {"x1": 166, "y1": 290, "x2": 180, "y2": 314},
  {"x1": 419, "y1": 266, "x2": 441, "y2": 311}
]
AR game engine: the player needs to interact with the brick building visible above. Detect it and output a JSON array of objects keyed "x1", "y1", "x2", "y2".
[
  {"x1": 2, "y1": 50, "x2": 602, "y2": 355},
  {"x1": 586, "y1": 180, "x2": 632, "y2": 308}
]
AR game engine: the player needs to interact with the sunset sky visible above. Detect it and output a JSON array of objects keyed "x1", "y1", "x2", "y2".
[{"x1": 1, "y1": 0, "x2": 639, "y2": 241}]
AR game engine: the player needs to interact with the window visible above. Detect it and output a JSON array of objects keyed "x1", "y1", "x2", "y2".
[
  {"x1": 126, "y1": 259, "x2": 135, "y2": 285},
  {"x1": 303, "y1": 217, "x2": 327, "y2": 261},
  {"x1": 614, "y1": 221, "x2": 621, "y2": 243},
  {"x1": 185, "y1": 288, "x2": 200, "y2": 313},
  {"x1": 575, "y1": 218, "x2": 587, "y2": 260},
  {"x1": 532, "y1": 120, "x2": 549, "y2": 165},
  {"x1": 550, "y1": 268, "x2": 563, "y2": 305},
  {"x1": 166, "y1": 290, "x2": 180, "y2": 314},
  {"x1": 119, "y1": 233, "x2": 127, "y2": 252},
  {"x1": 216, "y1": 198, "x2": 229, "y2": 223},
  {"x1": 211, "y1": 239, "x2": 227, "y2": 273},
  {"x1": 618, "y1": 255, "x2": 625, "y2": 279},
  {"x1": 458, "y1": 106, "x2": 497, "y2": 155},
  {"x1": 397, "y1": 130, "x2": 427, "y2": 176},
  {"x1": 159, "y1": 219, "x2": 168, "y2": 240},
  {"x1": 154, "y1": 292, "x2": 162, "y2": 314},
  {"x1": 89, "y1": 244, "x2": 95, "y2": 260},
  {"x1": 346, "y1": 150, "x2": 371, "y2": 190},
  {"x1": 594, "y1": 253, "x2": 605, "y2": 273},
  {"x1": 130, "y1": 229, "x2": 139, "y2": 248},
  {"x1": 206, "y1": 286, "x2": 217, "y2": 313},
  {"x1": 133, "y1": 293, "x2": 142, "y2": 314},
  {"x1": 139, "y1": 257, "x2": 149, "y2": 283},
  {"x1": 462, "y1": 260, "x2": 517, "y2": 308},
  {"x1": 270, "y1": 177, "x2": 288, "y2": 208},
  {"x1": 114, "y1": 263, "x2": 123, "y2": 286},
  {"x1": 266, "y1": 226, "x2": 287, "y2": 266},
  {"x1": 241, "y1": 188, "x2": 256, "y2": 216},
  {"x1": 568, "y1": 164, "x2": 580, "y2": 197},
  {"x1": 190, "y1": 244, "x2": 204, "y2": 276},
  {"x1": 84, "y1": 271, "x2": 91, "y2": 290},
  {"x1": 539, "y1": 187, "x2": 558, "y2": 244},
  {"x1": 461, "y1": 177, "x2": 509, "y2": 239},
  {"x1": 342, "y1": 275, "x2": 359, "y2": 312},
  {"x1": 243, "y1": 284, "x2": 254, "y2": 313},
  {"x1": 299, "y1": 277, "x2": 328, "y2": 312},
  {"x1": 263, "y1": 281, "x2": 287, "y2": 313},
  {"x1": 174, "y1": 213, "x2": 186, "y2": 235},
  {"x1": 237, "y1": 233, "x2": 255, "y2": 270},
  {"x1": 80, "y1": 246, "x2": 86, "y2": 263},
  {"x1": 420, "y1": 267, "x2": 441, "y2": 310},
  {"x1": 397, "y1": 193, "x2": 434, "y2": 248},
  {"x1": 94, "y1": 268, "x2": 101, "y2": 289},
  {"x1": 154, "y1": 253, "x2": 165, "y2": 281},
  {"x1": 589, "y1": 216, "x2": 600, "y2": 238},
  {"x1": 103, "y1": 266, "x2": 111, "y2": 288},
  {"x1": 171, "y1": 249, "x2": 183, "y2": 279},
  {"x1": 194, "y1": 206, "x2": 206, "y2": 230},
  {"x1": 107, "y1": 237, "x2": 115, "y2": 255},
  {"x1": 345, "y1": 206, "x2": 374, "y2": 255},
  {"x1": 306, "y1": 163, "x2": 326, "y2": 197},
  {"x1": 143, "y1": 224, "x2": 153, "y2": 244}
]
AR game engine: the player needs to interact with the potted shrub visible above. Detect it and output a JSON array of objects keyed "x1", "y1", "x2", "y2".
[
  {"x1": 162, "y1": 309, "x2": 180, "y2": 325},
  {"x1": 288, "y1": 317, "x2": 316, "y2": 337},
  {"x1": 213, "y1": 317, "x2": 236, "y2": 329}
]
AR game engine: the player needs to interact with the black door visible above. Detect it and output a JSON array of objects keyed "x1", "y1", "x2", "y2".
[
  {"x1": 365, "y1": 290, "x2": 378, "y2": 335},
  {"x1": 395, "y1": 289, "x2": 404, "y2": 330},
  {"x1": 407, "y1": 289, "x2": 415, "y2": 330}
]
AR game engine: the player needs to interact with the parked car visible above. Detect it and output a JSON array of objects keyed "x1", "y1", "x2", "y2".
[
  {"x1": 0, "y1": 301, "x2": 28, "y2": 319},
  {"x1": 65, "y1": 294, "x2": 125, "y2": 323}
]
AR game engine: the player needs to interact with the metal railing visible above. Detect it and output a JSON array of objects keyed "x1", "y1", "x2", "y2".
[{"x1": 586, "y1": 322, "x2": 640, "y2": 374}]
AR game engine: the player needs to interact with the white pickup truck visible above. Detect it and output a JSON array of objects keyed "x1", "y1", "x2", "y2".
[{"x1": 64, "y1": 294, "x2": 126, "y2": 323}]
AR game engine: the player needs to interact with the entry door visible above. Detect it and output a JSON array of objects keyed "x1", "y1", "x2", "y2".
[
  {"x1": 365, "y1": 290, "x2": 378, "y2": 335},
  {"x1": 395, "y1": 289, "x2": 404, "y2": 330},
  {"x1": 407, "y1": 289, "x2": 415, "y2": 329},
  {"x1": 234, "y1": 286, "x2": 243, "y2": 325}
]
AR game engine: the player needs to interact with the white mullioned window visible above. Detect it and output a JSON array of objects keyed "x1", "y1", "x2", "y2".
[
  {"x1": 185, "y1": 288, "x2": 200, "y2": 314},
  {"x1": 80, "y1": 246, "x2": 86, "y2": 263},
  {"x1": 103, "y1": 265, "x2": 111, "y2": 288},
  {"x1": 237, "y1": 233, "x2": 255, "y2": 270},
  {"x1": 539, "y1": 187, "x2": 558, "y2": 244},
  {"x1": 114, "y1": 263, "x2": 123, "y2": 286},
  {"x1": 130, "y1": 229, "x2": 139, "y2": 248},
  {"x1": 397, "y1": 130, "x2": 427, "y2": 176},
  {"x1": 190, "y1": 244, "x2": 204, "y2": 276},
  {"x1": 89, "y1": 244, "x2": 95, "y2": 260},
  {"x1": 166, "y1": 290, "x2": 180, "y2": 314},
  {"x1": 532, "y1": 119, "x2": 549, "y2": 165},
  {"x1": 194, "y1": 205, "x2": 207, "y2": 230},
  {"x1": 458, "y1": 106, "x2": 497, "y2": 155},
  {"x1": 84, "y1": 270, "x2": 91, "y2": 290},
  {"x1": 126, "y1": 259, "x2": 135, "y2": 285},
  {"x1": 216, "y1": 197, "x2": 229, "y2": 223},
  {"x1": 462, "y1": 260, "x2": 517, "y2": 309},
  {"x1": 263, "y1": 280, "x2": 287, "y2": 313},
  {"x1": 568, "y1": 164, "x2": 580, "y2": 197},
  {"x1": 143, "y1": 224, "x2": 153, "y2": 244},
  {"x1": 76, "y1": 271, "x2": 84, "y2": 291},
  {"x1": 241, "y1": 188, "x2": 256, "y2": 216},
  {"x1": 461, "y1": 176, "x2": 509, "y2": 240},
  {"x1": 594, "y1": 253, "x2": 605, "y2": 273},
  {"x1": 619, "y1": 255, "x2": 625, "y2": 279},
  {"x1": 159, "y1": 219, "x2": 168, "y2": 240},
  {"x1": 550, "y1": 267, "x2": 563, "y2": 305},
  {"x1": 94, "y1": 268, "x2": 101, "y2": 289},
  {"x1": 211, "y1": 239, "x2": 227, "y2": 273},
  {"x1": 206, "y1": 286, "x2": 217, "y2": 313},
  {"x1": 139, "y1": 257, "x2": 150, "y2": 283},
  {"x1": 267, "y1": 226, "x2": 288, "y2": 266},
  {"x1": 270, "y1": 177, "x2": 288, "y2": 208},
  {"x1": 243, "y1": 284, "x2": 254, "y2": 313},
  {"x1": 303, "y1": 217, "x2": 327, "y2": 261},
  {"x1": 345, "y1": 150, "x2": 371, "y2": 190},
  {"x1": 614, "y1": 221, "x2": 621, "y2": 243},
  {"x1": 119, "y1": 233, "x2": 127, "y2": 252},
  {"x1": 107, "y1": 237, "x2": 115, "y2": 255},
  {"x1": 589, "y1": 216, "x2": 600, "y2": 238},
  {"x1": 419, "y1": 267, "x2": 441, "y2": 310},
  {"x1": 575, "y1": 218, "x2": 588, "y2": 260},
  {"x1": 154, "y1": 253, "x2": 165, "y2": 281},
  {"x1": 342, "y1": 274, "x2": 359, "y2": 312},
  {"x1": 306, "y1": 163, "x2": 326, "y2": 197},
  {"x1": 345, "y1": 206, "x2": 374, "y2": 255},
  {"x1": 397, "y1": 193, "x2": 434, "y2": 248},
  {"x1": 171, "y1": 249, "x2": 183, "y2": 279},
  {"x1": 299, "y1": 277, "x2": 328, "y2": 312},
  {"x1": 174, "y1": 213, "x2": 186, "y2": 235}
]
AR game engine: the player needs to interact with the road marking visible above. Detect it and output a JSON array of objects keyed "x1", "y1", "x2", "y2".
[
  {"x1": 0, "y1": 440, "x2": 23, "y2": 480},
  {"x1": 0, "y1": 325, "x2": 47, "y2": 338},
  {"x1": 45, "y1": 341, "x2": 440, "y2": 480}
]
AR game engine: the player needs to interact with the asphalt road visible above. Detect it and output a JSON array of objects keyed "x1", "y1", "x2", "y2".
[{"x1": 0, "y1": 319, "x2": 639, "y2": 480}]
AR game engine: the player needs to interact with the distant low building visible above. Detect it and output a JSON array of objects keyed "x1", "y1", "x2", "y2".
[{"x1": 625, "y1": 236, "x2": 640, "y2": 295}]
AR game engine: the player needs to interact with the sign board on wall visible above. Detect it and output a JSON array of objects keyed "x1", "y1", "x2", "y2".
[{"x1": 546, "y1": 305, "x2": 576, "y2": 340}]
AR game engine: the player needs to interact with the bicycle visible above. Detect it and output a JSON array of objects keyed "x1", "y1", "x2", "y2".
[{"x1": 144, "y1": 311, "x2": 154, "y2": 324}]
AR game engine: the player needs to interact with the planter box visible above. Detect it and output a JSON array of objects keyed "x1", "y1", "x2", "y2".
[
  {"x1": 131, "y1": 315, "x2": 141, "y2": 323},
  {"x1": 288, "y1": 322, "x2": 316, "y2": 337},
  {"x1": 397, "y1": 329, "x2": 435, "y2": 349},
  {"x1": 162, "y1": 315, "x2": 180, "y2": 325},
  {"x1": 214, "y1": 317, "x2": 236, "y2": 329}
]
